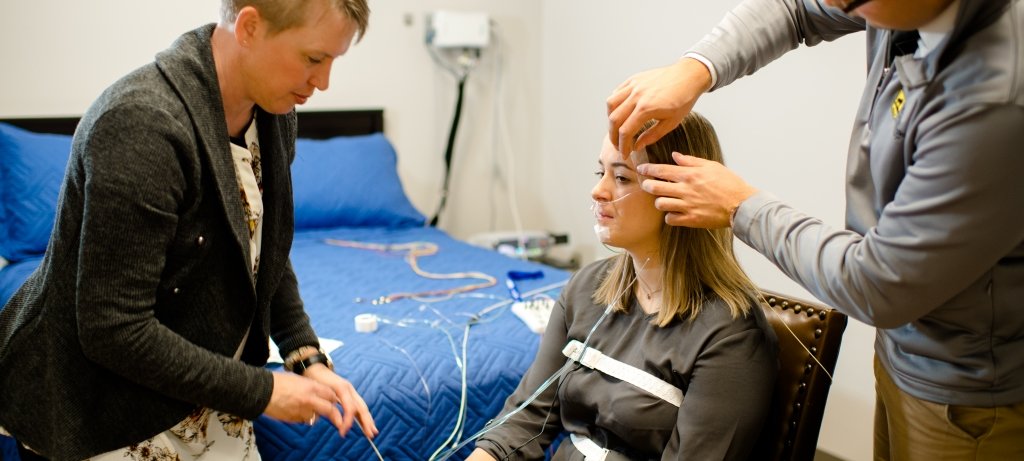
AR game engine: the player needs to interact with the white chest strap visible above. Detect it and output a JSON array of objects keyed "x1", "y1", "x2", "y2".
[
  {"x1": 570, "y1": 433, "x2": 609, "y2": 461},
  {"x1": 561, "y1": 339, "x2": 683, "y2": 407}
]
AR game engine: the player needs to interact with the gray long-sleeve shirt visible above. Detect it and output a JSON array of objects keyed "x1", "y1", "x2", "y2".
[
  {"x1": 476, "y1": 258, "x2": 778, "y2": 460},
  {"x1": 692, "y1": 0, "x2": 1024, "y2": 406}
]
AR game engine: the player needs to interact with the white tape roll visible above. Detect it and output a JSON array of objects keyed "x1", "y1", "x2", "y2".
[{"x1": 354, "y1": 313, "x2": 378, "y2": 333}]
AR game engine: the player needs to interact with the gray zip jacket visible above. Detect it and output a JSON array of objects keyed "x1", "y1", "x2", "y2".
[{"x1": 692, "y1": 0, "x2": 1024, "y2": 407}]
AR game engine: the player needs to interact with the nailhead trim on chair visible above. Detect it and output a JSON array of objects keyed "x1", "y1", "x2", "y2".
[{"x1": 755, "y1": 293, "x2": 847, "y2": 461}]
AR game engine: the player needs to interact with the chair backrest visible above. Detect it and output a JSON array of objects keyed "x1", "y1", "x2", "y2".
[{"x1": 751, "y1": 290, "x2": 848, "y2": 461}]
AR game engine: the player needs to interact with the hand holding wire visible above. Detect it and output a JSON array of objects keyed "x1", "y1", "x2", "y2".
[
  {"x1": 265, "y1": 371, "x2": 345, "y2": 427},
  {"x1": 304, "y1": 365, "x2": 378, "y2": 439}
]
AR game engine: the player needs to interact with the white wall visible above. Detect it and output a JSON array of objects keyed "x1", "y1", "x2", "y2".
[
  {"x1": 2, "y1": 1, "x2": 875, "y2": 459},
  {"x1": 539, "y1": 2, "x2": 874, "y2": 460},
  {"x1": 0, "y1": 0, "x2": 545, "y2": 241}
]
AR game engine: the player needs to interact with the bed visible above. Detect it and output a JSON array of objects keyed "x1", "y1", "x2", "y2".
[{"x1": 0, "y1": 110, "x2": 569, "y2": 460}]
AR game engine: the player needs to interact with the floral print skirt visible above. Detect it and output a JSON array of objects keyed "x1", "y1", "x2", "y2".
[{"x1": 86, "y1": 407, "x2": 259, "y2": 461}]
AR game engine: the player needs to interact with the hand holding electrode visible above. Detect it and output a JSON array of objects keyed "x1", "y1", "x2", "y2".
[
  {"x1": 607, "y1": 57, "x2": 713, "y2": 157},
  {"x1": 637, "y1": 152, "x2": 758, "y2": 229}
]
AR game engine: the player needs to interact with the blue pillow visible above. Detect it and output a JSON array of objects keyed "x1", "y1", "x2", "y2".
[
  {"x1": 292, "y1": 133, "x2": 425, "y2": 229},
  {"x1": 0, "y1": 123, "x2": 73, "y2": 262}
]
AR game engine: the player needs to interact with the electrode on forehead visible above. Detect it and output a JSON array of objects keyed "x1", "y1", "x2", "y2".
[{"x1": 630, "y1": 148, "x2": 650, "y2": 167}]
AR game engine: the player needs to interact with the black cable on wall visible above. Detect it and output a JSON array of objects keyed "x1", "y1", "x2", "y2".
[{"x1": 430, "y1": 75, "x2": 468, "y2": 227}]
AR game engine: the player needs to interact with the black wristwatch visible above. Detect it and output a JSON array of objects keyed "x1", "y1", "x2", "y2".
[{"x1": 292, "y1": 350, "x2": 335, "y2": 375}]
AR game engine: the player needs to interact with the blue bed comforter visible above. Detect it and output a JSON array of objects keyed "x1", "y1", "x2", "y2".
[{"x1": 0, "y1": 226, "x2": 568, "y2": 460}]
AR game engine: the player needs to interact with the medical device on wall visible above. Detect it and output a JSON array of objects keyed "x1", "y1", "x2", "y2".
[
  {"x1": 426, "y1": 11, "x2": 490, "y2": 49},
  {"x1": 425, "y1": 11, "x2": 491, "y2": 227}
]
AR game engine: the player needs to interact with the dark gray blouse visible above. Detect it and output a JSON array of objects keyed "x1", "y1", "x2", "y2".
[{"x1": 476, "y1": 258, "x2": 778, "y2": 460}]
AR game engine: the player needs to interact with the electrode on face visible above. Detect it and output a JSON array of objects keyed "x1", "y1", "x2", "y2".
[{"x1": 630, "y1": 148, "x2": 650, "y2": 168}]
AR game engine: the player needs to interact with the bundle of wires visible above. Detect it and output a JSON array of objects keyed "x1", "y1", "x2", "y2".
[{"x1": 324, "y1": 239, "x2": 497, "y2": 304}]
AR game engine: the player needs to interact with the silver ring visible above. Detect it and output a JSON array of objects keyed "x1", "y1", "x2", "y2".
[{"x1": 308, "y1": 414, "x2": 317, "y2": 426}]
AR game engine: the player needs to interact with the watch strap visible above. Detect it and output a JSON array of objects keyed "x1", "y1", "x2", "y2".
[{"x1": 294, "y1": 352, "x2": 333, "y2": 375}]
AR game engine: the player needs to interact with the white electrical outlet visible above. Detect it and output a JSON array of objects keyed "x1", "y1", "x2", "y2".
[{"x1": 426, "y1": 10, "x2": 490, "y2": 49}]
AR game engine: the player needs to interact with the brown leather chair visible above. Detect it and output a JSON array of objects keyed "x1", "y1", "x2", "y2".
[{"x1": 751, "y1": 290, "x2": 848, "y2": 461}]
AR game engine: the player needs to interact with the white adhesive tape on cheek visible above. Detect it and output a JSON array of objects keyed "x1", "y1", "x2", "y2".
[{"x1": 354, "y1": 313, "x2": 379, "y2": 333}]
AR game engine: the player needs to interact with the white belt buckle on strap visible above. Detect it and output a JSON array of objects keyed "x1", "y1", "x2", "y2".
[
  {"x1": 570, "y1": 433, "x2": 609, "y2": 461},
  {"x1": 561, "y1": 339, "x2": 683, "y2": 407}
]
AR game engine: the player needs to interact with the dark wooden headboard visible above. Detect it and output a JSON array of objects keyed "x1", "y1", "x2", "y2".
[
  {"x1": 0, "y1": 109, "x2": 384, "y2": 138},
  {"x1": 295, "y1": 109, "x2": 384, "y2": 138}
]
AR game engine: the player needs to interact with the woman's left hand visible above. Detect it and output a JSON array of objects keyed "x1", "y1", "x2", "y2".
[{"x1": 304, "y1": 365, "x2": 379, "y2": 439}]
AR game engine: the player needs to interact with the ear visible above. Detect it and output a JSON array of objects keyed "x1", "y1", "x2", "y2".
[{"x1": 233, "y1": 6, "x2": 264, "y2": 46}]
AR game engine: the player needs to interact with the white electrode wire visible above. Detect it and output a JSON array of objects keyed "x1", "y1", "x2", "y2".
[
  {"x1": 592, "y1": 191, "x2": 636, "y2": 244},
  {"x1": 434, "y1": 307, "x2": 614, "y2": 461},
  {"x1": 590, "y1": 191, "x2": 635, "y2": 210},
  {"x1": 454, "y1": 323, "x2": 473, "y2": 443},
  {"x1": 428, "y1": 324, "x2": 473, "y2": 461},
  {"x1": 372, "y1": 279, "x2": 567, "y2": 461},
  {"x1": 355, "y1": 418, "x2": 386, "y2": 461},
  {"x1": 433, "y1": 263, "x2": 646, "y2": 460},
  {"x1": 487, "y1": 24, "x2": 501, "y2": 230},
  {"x1": 489, "y1": 22, "x2": 527, "y2": 256},
  {"x1": 378, "y1": 338, "x2": 433, "y2": 418},
  {"x1": 762, "y1": 292, "x2": 835, "y2": 381},
  {"x1": 702, "y1": 228, "x2": 835, "y2": 382},
  {"x1": 426, "y1": 305, "x2": 461, "y2": 328},
  {"x1": 428, "y1": 45, "x2": 477, "y2": 81},
  {"x1": 476, "y1": 280, "x2": 568, "y2": 318}
]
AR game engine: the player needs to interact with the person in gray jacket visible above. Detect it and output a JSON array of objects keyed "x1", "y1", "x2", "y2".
[
  {"x1": 606, "y1": 0, "x2": 1024, "y2": 459},
  {"x1": 0, "y1": 1, "x2": 377, "y2": 460}
]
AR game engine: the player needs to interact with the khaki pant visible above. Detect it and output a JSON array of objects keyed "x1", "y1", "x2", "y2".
[{"x1": 874, "y1": 357, "x2": 1024, "y2": 460}]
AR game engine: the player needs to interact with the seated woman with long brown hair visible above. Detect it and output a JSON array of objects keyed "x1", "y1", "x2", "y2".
[{"x1": 467, "y1": 112, "x2": 779, "y2": 460}]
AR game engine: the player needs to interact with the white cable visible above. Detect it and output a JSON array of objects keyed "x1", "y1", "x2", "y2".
[
  {"x1": 487, "y1": 22, "x2": 527, "y2": 257},
  {"x1": 434, "y1": 261, "x2": 648, "y2": 460},
  {"x1": 487, "y1": 24, "x2": 502, "y2": 231},
  {"x1": 355, "y1": 418, "x2": 386, "y2": 461},
  {"x1": 429, "y1": 324, "x2": 472, "y2": 460},
  {"x1": 425, "y1": 280, "x2": 569, "y2": 461},
  {"x1": 363, "y1": 279, "x2": 568, "y2": 461},
  {"x1": 700, "y1": 228, "x2": 835, "y2": 383},
  {"x1": 378, "y1": 338, "x2": 433, "y2": 418},
  {"x1": 435, "y1": 306, "x2": 614, "y2": 461},
  {"x1": 428, "y1": 45, "x2": 477, "y2": 81}
]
